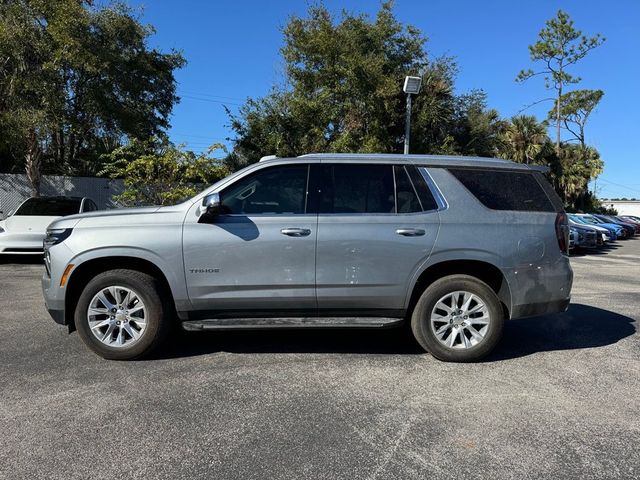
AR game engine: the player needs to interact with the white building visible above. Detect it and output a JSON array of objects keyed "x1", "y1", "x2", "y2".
[{"x1": 601, "y1": 199, "x2": 640, "y2": 216}]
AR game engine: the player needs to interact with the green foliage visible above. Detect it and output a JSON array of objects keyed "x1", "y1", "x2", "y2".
[
  {"x1": 549, "y1": 89, "x2": 604, "y2": 146},
  {"x1": 100, "y1": 138, "x2": 230, "y2": 207},
  {"x1": 516, "y1": 10, "x2": 604, "y2": 152},
  {"x1": 227, "y1": 3, "x2": 501, "y2": 166},
  {"x1": 497, "y1": 115, "x2": 549, "y2": 164},
  {"x1": 516, "y1": 10, "x2": 604, "y2": 88},
  {"x1": 0, "y1": 0, "x2": 185, "y2": 193}
]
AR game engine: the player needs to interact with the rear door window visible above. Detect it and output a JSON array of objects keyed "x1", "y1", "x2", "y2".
[
  {"x1": 316, "y1": 164, "x2": 395, "y2": 214},
  {"x1": 394, "y1": 166, "x2": 422, "y2": 213},
  {"x1": 448, "y1": 168, "x2": 555, "y2": 212}
]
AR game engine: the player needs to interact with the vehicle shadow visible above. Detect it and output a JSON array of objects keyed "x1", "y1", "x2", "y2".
[
  {"x1": 570, "y1": 243, "x2": 619, "y2": 257},
  {"x1": 486, "y1": 303, "x2": 636, "y2": 361},
  {"x1": 152, "y1": 303, "x2": 635, "y2": 361}
]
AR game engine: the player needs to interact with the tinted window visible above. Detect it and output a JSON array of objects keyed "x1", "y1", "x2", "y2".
[
  {"x1": 394, "y1": 166, "x2": 421, "y2": 213},
  {"x1": 317, "y1": 164, "x2": 395, "y2": 214},
  {"x1": 448, "y1": 169, "x2": 554, "y2": 212},
  {"x1": 14, "y1": 198, "x2": 81, "y2": 216},
  {"x1": 408, "y1": 166, "x2": 438, "y2": 211},
  {"x1": 221, "y1": 164, "x2": 308, "y2": 214},
  {"x1": 82, "y1": 199, "x2": 98, "y2": 212}
]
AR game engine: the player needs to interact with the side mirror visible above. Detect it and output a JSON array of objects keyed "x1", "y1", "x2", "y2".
[{"x1": 200, "y1": 192, "x2": 221, "y2": 220}]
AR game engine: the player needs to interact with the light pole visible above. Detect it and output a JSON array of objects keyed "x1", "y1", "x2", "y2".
[{"x1": 403, "y1": 76, "x2": 422, "y2": 155}]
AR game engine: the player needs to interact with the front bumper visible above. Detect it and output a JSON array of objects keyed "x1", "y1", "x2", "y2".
[
  {"x1": 42, "y1": 271, "x2": 67, "y2": 324},
  {"x1": 47, "y1": 307, "x2": 66, "y2": 325},
  {"x1": 0, "y1": 233, "x2": 45, "y2": 254},
  {"x1": 41, "y1": 243, "x2": 75, "y2": 326}
]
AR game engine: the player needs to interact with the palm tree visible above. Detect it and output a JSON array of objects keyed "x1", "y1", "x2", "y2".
[{"x1": 499, "y1": 115, "x2": 549, "y2": 164}]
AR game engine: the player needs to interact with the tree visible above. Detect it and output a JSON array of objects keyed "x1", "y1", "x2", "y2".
[
  {"x1": 550, "y1": 89, "x2": 604, "y2": 147},
  {"x1": 516, "y1": 10, "x2": 604, "y2": 154},
  {"x1": 499, "y1": 115, "x2": 549, "y2": 164},
  {"x1": 0, "y1": 0, "x2": 185, "y2": 195},
  {"x1": 100, "y1": 138, "x2": 230, "y2": 207},
  {"x1": 548, "y1": 143, "x2": 603, "y2": 205},
  {"x1": 228, "y1": 2, "x2": 483, "y2": 166}
]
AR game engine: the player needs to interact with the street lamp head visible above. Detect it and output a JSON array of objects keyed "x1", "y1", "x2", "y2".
[{"x1": 403, "y1": 76, "x2": 422, "y2": 95}]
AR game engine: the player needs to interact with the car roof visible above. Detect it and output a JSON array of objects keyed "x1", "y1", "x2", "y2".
[
  {"x1": 259, "y1": 153, "x2": 547, "y2": 172},
  {"x1": 24, "y1": 196, "x2": 85, "y2": 201}
]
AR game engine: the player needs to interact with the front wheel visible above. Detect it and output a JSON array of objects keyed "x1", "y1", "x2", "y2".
[
  {"x1": 411, "y1": 275, "x2": 504, "y2": 362},
  {"x1": 75, "y1": 269, "x2": 170, "y2": 360}
]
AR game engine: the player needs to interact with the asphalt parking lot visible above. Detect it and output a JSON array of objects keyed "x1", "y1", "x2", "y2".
[{"x1": 1, "y1": 241, "x2": 638, "y2": 480}]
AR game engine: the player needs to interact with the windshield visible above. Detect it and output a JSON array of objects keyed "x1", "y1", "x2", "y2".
[
  {"x1": 570, "y1": 215, "x2": 588, "y2": 224},
  {"x1": 578, "y1": 215, "x2": 598, "y2": 224},
  {"x1": 14, "y1": 197, "x2": 82, "y2": 216}
]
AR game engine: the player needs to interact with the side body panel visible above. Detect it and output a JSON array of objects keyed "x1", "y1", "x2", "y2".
[
  {"x1": 412, "y1": 167, "x2": 572, "y2": 318},
  {"x1": 44, "y1": 207, "x2": 190, "y2": 314},
  {"x1": 182, "y1": 209, "x2": 317, "y2": 312},
  {"x1": 315, "y1": 211, "x2": 439, "y2": 311}
]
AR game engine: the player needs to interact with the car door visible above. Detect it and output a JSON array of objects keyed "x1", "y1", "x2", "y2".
[
  {"x1": 314, "y1": 162, "x2": 439, "y2": 314},
  {"x1": 182, "y1": 162, "x2": 317, "y2": 314}
]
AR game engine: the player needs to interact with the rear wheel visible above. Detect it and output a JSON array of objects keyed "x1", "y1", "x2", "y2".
[
  {"x1": 411, "y1": 275, "x2": 504, "y2": 362},
  {"x1": 75, "y1": 269, "x2": 170, "y2": 360}
]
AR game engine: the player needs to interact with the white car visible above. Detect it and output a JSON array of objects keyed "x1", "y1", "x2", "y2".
[{"x1": 0, "y1": 196, "x2": 98, "y2": 255}]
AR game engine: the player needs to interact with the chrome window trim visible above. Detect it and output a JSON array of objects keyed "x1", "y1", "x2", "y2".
[{"x1": 419, "y1": 167, "x2": 448, "y2": 212}]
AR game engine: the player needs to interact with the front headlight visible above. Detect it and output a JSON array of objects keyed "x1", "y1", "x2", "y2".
[{"x1": 43, "y1": 228, "x2": 73, "y2": 249}]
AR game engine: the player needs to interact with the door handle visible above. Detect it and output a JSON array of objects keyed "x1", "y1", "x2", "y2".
[
  {"x1": 281, "y1": 227, "x2": 311, "y2": 237},
  {"x1": 396, "y1": 228, "x2": 425, "y2": 237}
]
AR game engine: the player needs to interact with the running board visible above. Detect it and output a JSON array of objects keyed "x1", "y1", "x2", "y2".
[{"x1": 181, "y1": 317, "x2": 404, "y2": 331}]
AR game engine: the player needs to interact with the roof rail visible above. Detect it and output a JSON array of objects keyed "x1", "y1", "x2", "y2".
[{"x1": 259, "y1": 155, "x2": 278, "y2": 162}]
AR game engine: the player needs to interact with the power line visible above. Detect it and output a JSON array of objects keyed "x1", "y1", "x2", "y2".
[
  {"x1": 178, "y1": 90, "x2": 245, "y2": 102},
  {"x1": 171, "y1": 132, "x2": 227, "y2": 140},
  {"x1": 179, "y1": 94, "x2": 242, "y2": 107},
  {"x1": 597, "y1": 178, "x2": 640, "y2": 195}
]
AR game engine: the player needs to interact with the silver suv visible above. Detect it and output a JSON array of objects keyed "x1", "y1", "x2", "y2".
[{"x1": 42, "y1": 154, "x2": 573, "y2": 361}]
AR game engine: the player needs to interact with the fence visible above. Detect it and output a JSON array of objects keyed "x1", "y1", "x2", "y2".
[{"x1": 0, "y1": 173, "x2": 124, "y2": 217}]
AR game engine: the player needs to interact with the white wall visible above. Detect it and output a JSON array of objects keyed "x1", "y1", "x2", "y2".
[{"x1": 601, "y1": 201, "x2": 640, "y2": 216}]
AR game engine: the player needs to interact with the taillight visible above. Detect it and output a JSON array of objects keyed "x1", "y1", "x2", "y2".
[{"x1": 555, "y1": 213, "x2": 569, "y2": 255}]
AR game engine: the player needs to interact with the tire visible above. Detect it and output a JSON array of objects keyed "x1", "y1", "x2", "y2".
[
  {"x1": 411, "y1": 274, "x2": 504, "y2": 362},
  {"x1": 75, "y1": 269, "x2": 171, "y2": 360}
]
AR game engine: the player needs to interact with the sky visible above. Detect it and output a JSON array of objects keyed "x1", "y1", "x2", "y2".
[{"x1": 133, "y1": 0, "x2": 640, "y2": 199}]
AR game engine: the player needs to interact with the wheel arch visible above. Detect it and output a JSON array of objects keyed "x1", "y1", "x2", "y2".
[
  {"x1": 64, "y1": 256, "x2": 177, "y2": 330},
  {"x1": 406, "y1": 259, "x2": 512, "y2": 319}
]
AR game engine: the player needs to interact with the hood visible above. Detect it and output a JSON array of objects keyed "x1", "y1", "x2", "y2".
[
  {"x1": 3, "y1": 215, "x2": 61, "y2": 234},
  {"x1": 572, "y1": 225, "x2": 597, "y2": 233},
  {"x1": 47, "y1": 205, "x2": 164, "y2": 229},
  {"x1": 598, "y1": 223, "x2": 623, "y2": 231}
]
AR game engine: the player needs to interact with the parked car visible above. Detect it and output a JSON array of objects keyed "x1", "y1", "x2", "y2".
[
  {"x1": 620, "y1": 215, "x2": 640, "y2": 223},
  {"x1": 593, "y1": 214, "x2": 638, "y2": 236},
  {"x1": 568, "y1": 214, "x2": 613, "y2": 242},
  {"x1": 569, "y1": 227, "x2": 577, "y2": 250},
  {"x1": 42, "y1": 153, "x2": 573, "y2": 362},
  {"x1": 571, "y1": 224, "x2": 599, "y2": 248},
  {"x1": 576, "y1": 214, "x2": 627, "y2": 239},
  {"x1": 0, "y1": 196, "x2": 98, "y2": 255},
  {"x1": 614, "y1": 215, "x2": 640, "y2": 232}
]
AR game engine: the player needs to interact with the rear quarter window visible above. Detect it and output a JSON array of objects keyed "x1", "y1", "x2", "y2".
[{"x1": 448, "y1": 168, "x2": 555, "y2": 212}]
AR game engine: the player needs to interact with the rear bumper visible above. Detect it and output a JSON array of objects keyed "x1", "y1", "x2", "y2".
[
  {"x1": 503, "y1": 256, "x2": 573, "y2": 320},
  {"x1": 511, "y1": 298, "x2": 570, "y2": 319}
]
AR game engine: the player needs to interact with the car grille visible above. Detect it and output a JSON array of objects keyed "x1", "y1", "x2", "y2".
[{"x1": 3, "y1": 247, "x2": 42, "y2": 253}]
